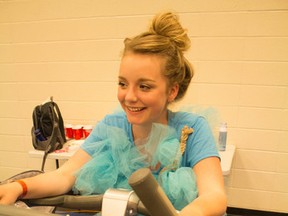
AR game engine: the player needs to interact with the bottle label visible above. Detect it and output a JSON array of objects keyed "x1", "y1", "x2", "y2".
[{"x1": 218, "y1": 131, "x2": 227, "y2": 151}]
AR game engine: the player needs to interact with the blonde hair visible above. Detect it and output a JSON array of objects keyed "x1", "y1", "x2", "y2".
[{"x1": 123, "y1": 12, "x2": 194, "y2": 101}]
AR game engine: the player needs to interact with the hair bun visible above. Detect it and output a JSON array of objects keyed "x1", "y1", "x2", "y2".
[{"x1": 149, "y1": 12, "x2": 190, "y2": 52}]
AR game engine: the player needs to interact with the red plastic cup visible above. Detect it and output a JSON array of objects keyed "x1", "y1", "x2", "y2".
[
  {"x1": 83, "y1": 125, "x2": 93, "y2": 138},
  {"x1": 73, "y1": 125, "x2": 83, "y2": 140},
  {"x1": 65, "y1": 124, "x2": 73, "y2": 139}
]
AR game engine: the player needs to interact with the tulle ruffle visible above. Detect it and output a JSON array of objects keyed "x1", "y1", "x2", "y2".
[{"x1": 73, "y1": 122, "x2": 198, "y2": 210}]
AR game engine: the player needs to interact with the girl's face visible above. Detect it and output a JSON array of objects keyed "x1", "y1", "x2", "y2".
[{"x1": 117, "y1": 53, "x2": 178, "y2": 126}]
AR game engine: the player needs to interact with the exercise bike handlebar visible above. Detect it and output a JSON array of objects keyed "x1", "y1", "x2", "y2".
[
  {"x1": 1, "y1": 168, "x2": 177, "y2": 216},
  {"x1": 26, "y1": 193, "x2": 150, "y2": 215},
  {"x1": 129, "y1": 168, "x2": 178, "y2": 216}
]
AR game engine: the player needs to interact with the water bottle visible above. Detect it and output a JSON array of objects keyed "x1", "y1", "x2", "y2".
[{"x1": 218, "y1": 122, "x2": 227, "y2": 151}]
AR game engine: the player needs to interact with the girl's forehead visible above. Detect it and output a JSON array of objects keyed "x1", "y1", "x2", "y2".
[{"x1": 119, "y1": 53, "x2": 166, "y2": 76}]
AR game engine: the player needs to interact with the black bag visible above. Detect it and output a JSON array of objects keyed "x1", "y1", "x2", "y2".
[{"x1": 31, "y1": 97, "x2": 66, "y2": 171}]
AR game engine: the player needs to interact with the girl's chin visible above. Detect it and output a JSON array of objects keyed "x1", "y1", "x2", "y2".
[
  {"x1": 126, "y1": 116, "x2": 145, "y2": 125},
  {"x1": 126, "y1": 114, "x2": 151, "y2": 126}
]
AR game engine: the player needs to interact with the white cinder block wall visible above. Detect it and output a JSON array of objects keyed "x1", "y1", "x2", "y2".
[{"x1": 0, "y1": 0, "x2": 287, "y2": 213}]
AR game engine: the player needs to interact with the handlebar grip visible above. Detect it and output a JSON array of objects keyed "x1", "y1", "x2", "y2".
[
  {"x1": 26, "y1": 194, "x2": 103, "y2": 210},
  {"x1": 128, "y1": 168, "x2": 177, "y2": 216},
  {"x1": 0, "y1": 204, "x2": 57, "y2": 216}
]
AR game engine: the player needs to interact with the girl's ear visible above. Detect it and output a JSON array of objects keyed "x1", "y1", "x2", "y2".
[{"x1": 168, "y1": 83, "x2": 179, "y2": 102}]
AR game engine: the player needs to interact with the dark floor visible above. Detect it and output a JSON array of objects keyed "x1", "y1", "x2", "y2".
[
  {"x1": 226, "y1": 214, "x2": 248, "y2": 216},
  {"x1": 54, "y1": 207, "x2": 286, "y2": 216},
  {"x1": 226, "y1": 207, "x2": 286, "y2": 216}
]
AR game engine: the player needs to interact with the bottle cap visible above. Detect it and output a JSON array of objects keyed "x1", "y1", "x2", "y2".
[{"x1": 219, "y1": 122, "x2": 227, "y2": 131}]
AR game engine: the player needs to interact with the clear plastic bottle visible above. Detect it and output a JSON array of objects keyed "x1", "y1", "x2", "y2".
[{"x1": 218, "y1": 122, "x2": 227, "y2": 151}]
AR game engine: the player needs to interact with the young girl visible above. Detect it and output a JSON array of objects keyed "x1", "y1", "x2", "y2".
[{"x1": 0, "y1": 12, "x2": 227, "y2": 215}]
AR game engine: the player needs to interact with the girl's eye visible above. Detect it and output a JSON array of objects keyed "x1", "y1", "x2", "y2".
[
  {"x1": 118, "y1": 81, "x2": 127, "y2": 88},
  {"x1": 139, "y1": 84, "x2": 151, "y2": 91}
]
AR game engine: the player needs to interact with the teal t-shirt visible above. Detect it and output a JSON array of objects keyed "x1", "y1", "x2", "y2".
[{"x1": 82, "y1": 110, "x2": 219, "y2": 168}]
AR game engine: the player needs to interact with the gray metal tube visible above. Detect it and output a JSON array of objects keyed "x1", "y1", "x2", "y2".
[
  {"x1": 128, "y1": 168, "x2": 177, "y2": 216},
  {"x1": 26, "y1": 194, "x2": 103, "y2": 210}
]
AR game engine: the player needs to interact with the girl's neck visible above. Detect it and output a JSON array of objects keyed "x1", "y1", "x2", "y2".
[
  {"x1": 132, "y1": 124, "x2": 152, "y2": 144},
  {"x1": 132, "y1": 111, "x2": 170, "y2": 145}
]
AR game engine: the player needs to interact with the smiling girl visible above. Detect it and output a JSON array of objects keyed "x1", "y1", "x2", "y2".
[{"x1": 0, "y1": 11, "x2": 227, "y2": 216}]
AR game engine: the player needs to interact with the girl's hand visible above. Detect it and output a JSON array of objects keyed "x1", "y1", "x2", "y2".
[{"x1": 0, "y1": 182, "x2": 22, "y2": 205}]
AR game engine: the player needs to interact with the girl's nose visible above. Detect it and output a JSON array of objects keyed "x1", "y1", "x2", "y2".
[{"x1": 125, "y1": 87, "x2": 138, "y2": 102}]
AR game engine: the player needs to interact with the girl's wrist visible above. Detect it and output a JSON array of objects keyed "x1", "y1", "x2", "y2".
[{"x1": 14, "y1": 180, "x2": 28, "y2": 199}]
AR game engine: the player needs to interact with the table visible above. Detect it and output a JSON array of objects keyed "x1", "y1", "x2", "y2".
[
  {"x1": 29, "y1": 142, "x2": 235, "y2": 176},
  {"x1": 218, "y1": 144, "x2": 236, "y2": 175},
  {"x1": 28, "y1": 139, "x2": 84, "y2": 168}
]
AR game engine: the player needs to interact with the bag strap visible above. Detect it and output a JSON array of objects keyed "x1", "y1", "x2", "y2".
[
  {"x1": 32, "y1": 105, "x2": 40, "y2": 132},
  {"x1": 51, "y1": 102, "x2": 66, "y2": 142},
  {"x1": 41, "y1": 149, "x2": 50, "y2": 172},
  {"x1": 40, "y1": 120, "x2": 62, "y2": 171}
]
